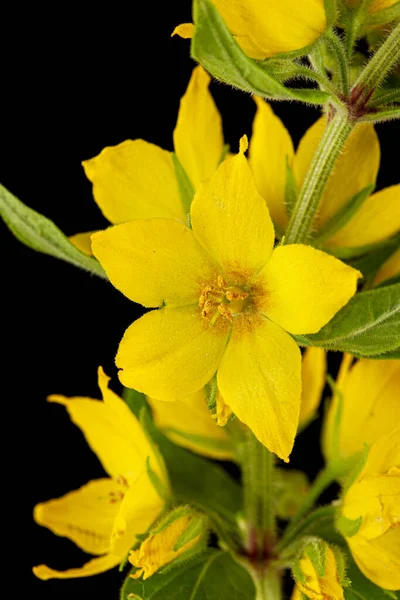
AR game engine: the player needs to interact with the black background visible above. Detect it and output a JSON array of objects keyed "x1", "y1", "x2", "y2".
[{"x1": 2, "y1": 3, "x2": 399, "y2": 598}]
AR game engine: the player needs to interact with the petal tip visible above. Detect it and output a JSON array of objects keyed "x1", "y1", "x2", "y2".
[
  {"x1": 239, "y1": 135, "x2": 249, "y2": 154},
  {"x1": 171, "y1": 23, "x2": 194, "y2": 39}
]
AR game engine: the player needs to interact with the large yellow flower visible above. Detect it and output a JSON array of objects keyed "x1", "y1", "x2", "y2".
[
  {"x1": 341, "y1": 429, "x2": 400, "y2": 590},
  {"x1": 323, "y1": 354, "x2": 400, "y2": 461},
  {"x1": 92, "y1": 139, "x2": 360, "y2": 461},
  {"x1": 71, "y1": 65, "x2": 223, "y2": 254},
  {"x1": 33, "y1": 368, "x2": 167, "y2": 580},
  {"x1": 249, "y1": 98, "x2": 400, "y2": 253},
  {"x1": 175, "y1": 0, "x2": 327, "y2": 60}
]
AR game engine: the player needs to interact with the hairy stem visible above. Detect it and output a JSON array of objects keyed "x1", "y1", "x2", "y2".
[
  {"x1": 352, "y1": 22, "x2": 400, "y2": 105},
  {"x1": 284, "y1": 110, "x2": 354, "y2": 244}
]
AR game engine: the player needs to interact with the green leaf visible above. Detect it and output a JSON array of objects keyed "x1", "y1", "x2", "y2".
[
  {"x1": 314, "y1": 184, "x2": 374, "y2": 245},
  {"x1": 191, "y1": 0, "x2": 330, "y2": 104},
  {"x1": 347, "y1": 234, "x2": 400, "y2": 280},
  {"x1": 0, "y1": 183, "x2": 106, "y2": 278},
  {"x1": 336, "y1": 515, "x2": 362, "y2": 538},
  {"x1": 344, "y1": 555, "x2": 397, "y2": 600},
  {"x1": 373, "y1": 347, "x2": 400, "y2": 359},
  {"x1": 360, "y1": 106, "x2": 400, "y2": 124},
  {"x1": 285, "y1": 160, "x2": 298, "y2": 218},
  {"x1": 364, "y1": 3, "x2": 400, "y2": 28},
  {"x1": 304, "y1": 284, "x2": 400, "y2": 357},
  {"x1": 122, "y1": 387, "x2": 148, "y2": 418},
  {"x1": 305, "y1": 539, "x2": 327, "y2": 577},
  {"x1": 171, "y1": 153, "x2": 195, "y2": 215},
  {"x1": 120, "y1": 551, "x2": 256, "y2": 600}
]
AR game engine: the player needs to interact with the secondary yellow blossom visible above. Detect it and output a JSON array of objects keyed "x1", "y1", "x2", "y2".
[
  {"x1": 147, "y1": 388, "x2": 234, "y2": 460},
  {"x1": 299, "y1": 347, "x2": 327, "y2": 429},
  {"x1": 92, "y1": 139, "x2": 360, "y2": 461},
  {"x1": 175, "y1": 0, "x2": 327, "y2": 59},
  {"x1": 373, "y1": 248, "x2": 400, "y2": 286},
  {"x1": 323, "y1": 354, "x2": 400, "y2": 461},
  {"x1": 341, "y1": 429, "x2": 400, "y2": 590},
  {"x1": 129, "y1": 508, "x2": 207, "y2": 579},
  {"x1": 296, "y1": 545, "x2": 344, "y2": 599},
  {"x1": 249, "y1": 98, "x2": 400, "y2": 252},
  {"x1": 33, "y1": 368, "x2": 167, "y2": 580},
  {"x1": 70, "y1": 65, "x2": 223, "y2": 253}
]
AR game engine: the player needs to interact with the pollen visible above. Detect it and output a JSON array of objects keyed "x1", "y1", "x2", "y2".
[{"x1": 199, "y1": 276, "x2": 249, "y2": 325}]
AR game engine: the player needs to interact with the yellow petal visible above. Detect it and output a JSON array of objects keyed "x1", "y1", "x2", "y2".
[
  {"x1": 298, "y1": 546, "x2": 344, "y2": 600},
  {"x1": 173, "y1": 66, "x2": 223, "y2": 189},
  {"x1": 33, "y1": 479, "x2": 121, "y2": 555},
  {"x1": 212, "y1": 0, "x2": 327, "y2": 59},
  {"x1": 33, "y1": 554, "x2": 121, "y2": 580},
  {"x1": 49, "y1": 368, "x2": 161, "y2": 484},
  {"x1": 326, "y1": 359, "x2": 400, "y2": 458},
  {"x1": 299, "y1": 347, "x2": 327, "y2": 428},
  {"x1": 249, "y1": 98, "x2": 294, "y2": 231},
  {"x1": 116, "y1": 306, "x2": 230, "y2": 401},
  {"x1": 147, "y1": 389, "x2": 234, "y2": 460},
  {"x1": 373, "y1": 248, "x2": 400, "y2": 286},
  {"x1": 261, "y1": 244, "x2": 361, "y2": 335},
  {"x1": 129, "y1": 512, "x2": 202, "y2": 579},
  {"x1": 325, "y1": 185, "x2": 400, "y2": 249},
  {"x1": 359, "y1": 428, "x2": 400, "y2": 480},
  {"x1": 171, "y1": 23, "x2": 194, "y2": 39},
  {"x1": 111, "y1": 470, "x2": 165, "y2": 557},
  {"x1": 348, "y1": 527, "x2": 400, "y2": 591},
  {"x1": 291, "y1": 586, "x2": 303, "y2": 600},
  {"x1": 217, "y1": 316, "x2": 301, "y2": 461},
  {"x1": 293, "y1": 119, "x2": 380, "y2": 229},
  {"x1": 82, "y1": 140, "x2": 185, "y2": 224},
  {"x1": 69, "y1": 231, "x2": 97, "y2": 256},
  {"x1": 92, "y1": 219, "x2": 216, "y2": 308},
  {"x1": 191, "y1": 138, "x2": 275, "y2": 281}
]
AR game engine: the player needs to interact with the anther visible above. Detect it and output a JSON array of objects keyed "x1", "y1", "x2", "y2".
[{"x1": 218, "y1": 304, "x2": 234, "y2": 322}]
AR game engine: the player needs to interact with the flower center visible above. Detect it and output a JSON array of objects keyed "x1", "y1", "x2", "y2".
[{"x1": 199, "y1": 275, "x2": 249, "y2": 325}]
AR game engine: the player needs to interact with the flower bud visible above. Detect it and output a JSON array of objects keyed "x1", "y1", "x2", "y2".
[
  {"x1": 129, "y1": 506, "x2": 208, "y2": 580},
  {"x1": 293, "y1": 540, "x2": 346, "y2": 600}
]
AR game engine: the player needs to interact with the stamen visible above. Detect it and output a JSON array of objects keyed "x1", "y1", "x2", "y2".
[
  {"x1": 218, "y1": 304, "x2": 234, "y2": 322},
  {"x1": 218, "y1": 275, "x2": 227, "y2": 288},
  {"x1": 226, "y1": 290, "x2": 248, "y2": 302},
  {"x1": 199, "y1": 277, "x2": 249, "y2": 324}
]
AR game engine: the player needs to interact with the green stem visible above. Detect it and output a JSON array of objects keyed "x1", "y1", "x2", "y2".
[
  {"x1": 284, "y1": 110, "x2": 354, "y2": 244},
  {"x1": 255, "y1": 568, "x2": 282, "y2": 600},
  {"x1": 278, "y1": 466, "x2": 336, "y2": 548},
  {"x1": 351, "y1": 22, "x2": 400, "y2": 105},
  {"x1": 325, "y1": 30, "x2": 350, "y2": 96},
  {"x1": 241, "y1": 430, "x2": 276, "y2": 557}
]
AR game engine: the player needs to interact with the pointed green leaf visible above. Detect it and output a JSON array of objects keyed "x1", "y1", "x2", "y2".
[
  {"x1": 347, "y1": 234, "x2": 400, "y2": 279},
  {"x1": 172, "y1": 153, "x2": 195, "y2": 215},
  {"x1": 360, "y1": 106, "x2": 400, "y2": 124},
  {"x1": 120, "y1": 551, "x2": 256, "y2": 600},
  {"x1": 191, "y1": 0, "x2": 330, "y2": 104},
  {"x1": 305, "y1": 540, "x2": 327, "y2": 578},
  {"x1": 0, "y1": 184, "x2": 106, "y2": 278},
  {"x1": 304, "y1": 284, "x2": 400, "y2": 357}
]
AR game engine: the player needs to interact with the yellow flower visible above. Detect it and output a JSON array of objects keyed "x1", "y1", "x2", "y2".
[
  {"x1": 33, "y1": 368, "x2": 167, "y2": 580},
  {"x1": 372, "y1": 248, "x2": 400, "y2": 287},
  {"x1": 92, "y1": 138, "x2": 360, "y2": 461},
  {"x1": 341, "y1": 429, "x2": 400, "y2": 590},
  {"x1": 129, "y1": 507, "x2": 207, "y2": 579},
  {"x1": 147, "y1": 388, "x2": 234, "y2": 460},
  {"x1": 175, "y1": 0, "x2": 327, "y2": 59},
  {"x1": 299, "y1": 347, "x2": 327, "y2": 430},
  {"x1": 249, "y1": 98, "x2": 400, "y2": 252},
  {"x1": 295, "y1": 545, "x2": 345, "y2": 599},
  {"x1": 70, "y1": 66, "x2": 223, "y2": 254},
  {"x1": 323, "y1": 354, "x2": 400, "y2": 461}
]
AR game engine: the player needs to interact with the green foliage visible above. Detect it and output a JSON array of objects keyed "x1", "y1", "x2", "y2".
[
  {"x1": 191, "y1": 0, "x2": 330, "y2": 104},
  {"x1": 171, "y1": 153, "x2": 195, "y2": 215},
  {"x1": 336, "y1": 514, "x2": 362, "y2": 538},
  {"x1": 348, "y1": 235, "x2": 400, "y2": 281},
  {"x1": 302, "y1": 284, "x2": 400, "y2": 357},
  {"x1": 122, "y1": 391, "x2": 242, "y2": 547},
  {"x1": 305, "y1": 539, "x2": 327, "y2": 577},
  {"x1": 344, "y1": 555, "x2": 398, "y2": 600},
  {"x1": 285, "y1": 160, "x2": 298, "y2": 219},
  {"x1": 120, "y1": 551, "x2": 256, "y2": 600},
  {"x1": 0, "y1": 183, "x2": 106, "y2": 278},
  {"x1": 273, "y1": 469, "x2": 309, "y2": 519}
]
